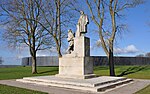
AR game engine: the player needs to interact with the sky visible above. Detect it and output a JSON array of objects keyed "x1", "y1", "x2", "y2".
[
  {"x1": 0, "y1": 1, "x2": 150, "y2": 65},
  {"x1": 90, "y1": 0, "x2": 150, "y2": 56}
]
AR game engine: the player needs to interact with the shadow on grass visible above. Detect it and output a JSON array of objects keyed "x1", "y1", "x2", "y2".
[
  {"x1": 117, "y1": 66, "x2": 148, "y2": 77},
  {"x1": 38, "y1": 69, "x2": 58, "y2": 74},
  {"x1": 94, "y1": 66, "x2": 109, "y2": 71}
]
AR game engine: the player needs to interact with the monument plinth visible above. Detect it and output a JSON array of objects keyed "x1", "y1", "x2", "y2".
[
  {"x1": 56, "y1": 36, "x2": 95, "y2": 79},
  {"x1": 74, "y1": 36, "x2": 90, "y2": 57}
]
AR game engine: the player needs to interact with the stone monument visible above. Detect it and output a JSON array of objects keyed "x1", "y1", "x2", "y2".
[
  {"x1": 56, "y1": 11, "x2": 95, "y2": 79},
  {"x1": 17, "y1": 11, "x2": 133, "y2": 93}
]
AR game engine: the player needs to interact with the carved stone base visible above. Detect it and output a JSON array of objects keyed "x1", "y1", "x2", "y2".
[{"x1": 57, "y1": 56, "x2": 95, "y2": 79}]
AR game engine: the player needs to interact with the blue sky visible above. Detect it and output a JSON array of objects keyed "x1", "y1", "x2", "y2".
[
  {"x1": 90, "y1": 1, "x2": 150, "y2": 56},
  {"x1": 0, "y1": 1, "x2": 150, "y2": 65},
  {"x1": 115, "y1": 1, "x2": 150, "y2": 56}
]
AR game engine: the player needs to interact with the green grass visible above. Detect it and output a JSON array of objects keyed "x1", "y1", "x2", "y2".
[
  {"x1": 134, "y1": 85, "x2": 150, "y2": 94},
  {"x1": 94, "y1": 65, "x2": 150, "y2": 94},
  {"x1": 94, "y1": 65, "x2": 150, "y2": 79},
  {"x1": 0, "y1": 66, "x2": 57, "y2": 94},
  {"x1": 0, "y1": 66, "x2": 58, "y2": 80},
  {"x1": 0, "y1": 84, "x2": 47, "y2": 94},
  {"x1": 0, "y1": 65, "x2": 149, "y2": 94},
  {"x1": 0, "y1": 65, "x2": 149, "y2": 80}
]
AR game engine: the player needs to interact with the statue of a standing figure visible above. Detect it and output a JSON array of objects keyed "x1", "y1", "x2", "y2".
[
  {"x1": 76, "y1": 11, "x2": 89, "y2": 37},
  {"x1": 66, "y1": 29, "x2": 74, "y2": 54}
]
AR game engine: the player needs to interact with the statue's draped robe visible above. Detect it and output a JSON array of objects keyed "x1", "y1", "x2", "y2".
[
  {"x1": 67, "y1": 32, "x2": 74, "y2": 47},
  {"x1": 76, "y1": 14, "x2": 89, "y2": 37},
  {"x1": 67, "y1": 31, "x2": 74, "y2": 53}
]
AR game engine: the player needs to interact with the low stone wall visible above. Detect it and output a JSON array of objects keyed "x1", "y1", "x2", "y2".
[
  {"x1": 22, "y1": 56, "x2": 150, "y2": 66},
  {"x1": 92, "y1": 56, "x2": 150, "y2": 66},
  {"x1": 22, "y1": 56, "x2": 59, "y2": 66},
  {"x1": 0, "y1": 65, "x2": 21, "y2": 68}
]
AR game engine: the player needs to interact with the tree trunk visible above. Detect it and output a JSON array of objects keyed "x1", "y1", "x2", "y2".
[
  {"x1": 108, "y1": 47, "x2": 115, "y2": 76},
  {"x1": 56, "y1": 0, "x2": 62, "y2": 58},
  {"x1": 30, "y1": 41, "x2": 37, "y2": 74},
  {"x1": 31, "y1": 55, "x2": 37, "y2": 74},
  {"x1": 31, "y1": 50, "x2": 37, "y2": 74},
  {"x1": 54, "y1": 35, "x2": 62, "y2": 57},
  {"x1": 58, "y1": 47, "x2": 62, "y2": 57},
  {"x1": 56, "y1": 41, "x2": 62, "y2": 57}
]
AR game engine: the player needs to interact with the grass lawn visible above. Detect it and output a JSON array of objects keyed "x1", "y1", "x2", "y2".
[
  {"x1": 0, "y1": 66, "x2": 58, "y2": 80},
  {"x1": 134, "y1": 85, "x2": 150, "y2": 94},
  {"x1": 0, "y1": 84, "x2": 48, "y2": 94},
  {"x1": 0, "y1": 65, "x2": 149, "y2": 94},
  {"x1": 0, "y1": 65, "x2": 149, "y2": 80},
  {"x1": 94, "y1": 65, "x2": 150, "y2": 79}
]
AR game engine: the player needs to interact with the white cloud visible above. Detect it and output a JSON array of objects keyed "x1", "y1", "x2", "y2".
[{"x1": 114, "y1": 45, "x2": 139, "y2": 54}]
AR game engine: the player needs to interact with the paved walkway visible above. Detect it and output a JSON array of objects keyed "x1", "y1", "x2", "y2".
[{"x1": 0, "y1": 79, "x2": 149, "y2": 94}]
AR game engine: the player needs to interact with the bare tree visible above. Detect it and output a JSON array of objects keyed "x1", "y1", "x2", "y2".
[
  {"x1": 86, "y1": 0, "x2": 144, "y2": 76},
  {"x1": 145, "y1": 52, "x2": 150, "y2": 57},
  {"x1": 0, "y1": 57, "x2": 3, "y2": 65},
  {"x1": 0, "y1": 0, "x2": 53, "y2": 74},
  {"x1": 38, "y1": 0, "x2": 78, "y2": 57}
]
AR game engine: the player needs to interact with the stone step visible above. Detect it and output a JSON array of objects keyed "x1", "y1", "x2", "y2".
[
  {"x1": 90, "y1": 76, "x2": 127, "y2": 87},
  {"x1": 21, "y1": 76, "x2": 127, "y2": 87},
  {"x1": 96, "y1": 79, "x2": 133, "y2": 92},
  {"x1": 16, "y1": 76, "x2": 133, "y2": 92},
  {"x1": 16, "y1": 79, "x2": 96, "y2": 92},
  {"x1": 22, "y1": 77, "x2": 93, "y2": 87}
]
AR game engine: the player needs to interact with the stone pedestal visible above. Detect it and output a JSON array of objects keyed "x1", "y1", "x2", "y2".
[
  {"x1": 56, "y1": 36, "x2": 95, "y2": 79},
  {"x1": 74, "y1": 36, "x2": 90, "y2": 57},
  {"x1": 57, "y1": 57, "x2": 95, "y2": 79}
]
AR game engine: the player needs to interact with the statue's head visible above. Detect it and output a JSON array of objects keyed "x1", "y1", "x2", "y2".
[
  {"x1": 80, "y1": 11, "x2": 84, "y2": 15},
  {"x1": 68, "y1": 29, "x2": 72, "y2": 33}
]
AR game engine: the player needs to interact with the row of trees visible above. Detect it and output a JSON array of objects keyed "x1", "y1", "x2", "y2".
[{"x1": 0, "y1": 0, "x2": 144, "y2": 75}]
